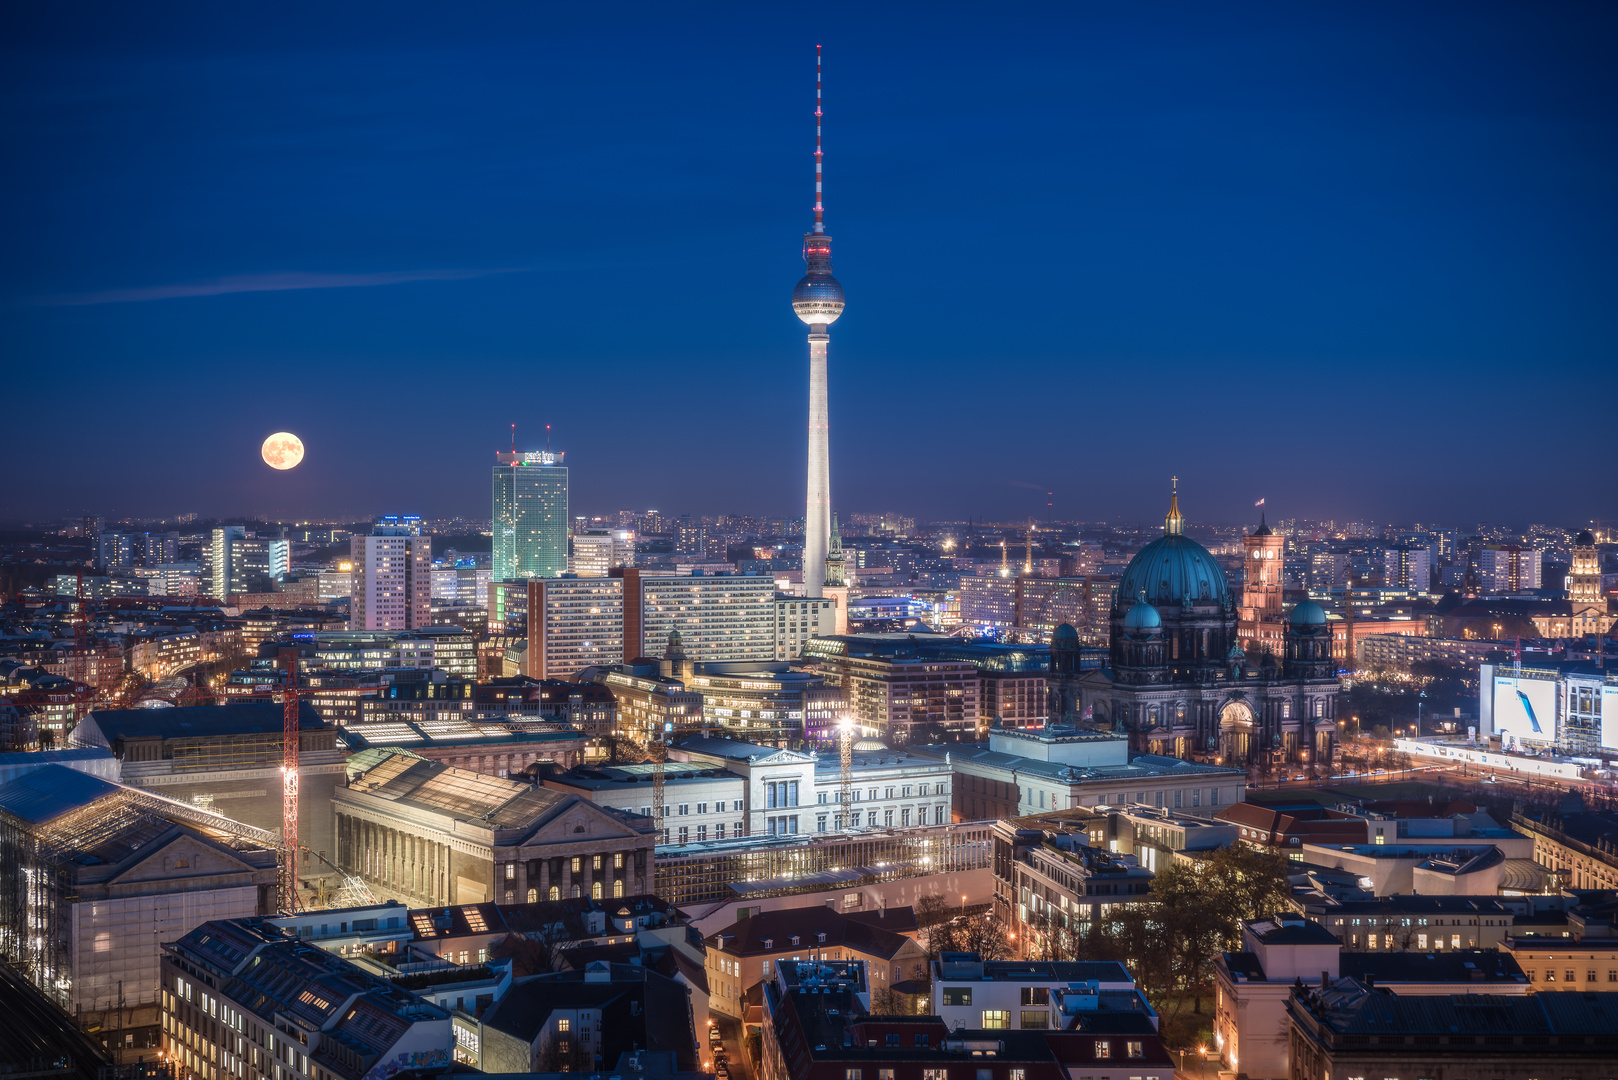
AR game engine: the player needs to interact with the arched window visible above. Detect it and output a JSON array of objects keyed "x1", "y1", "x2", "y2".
[
  {"x1": 572, "y1": 885, "x2": 581, "y2": 899},
  {"x1": 527, "y1": 888, "x2": 537, "y2": 904},
  {"x1": 549, "y1": 886, "x2": 560, "y2": 901},
  {"x1": 613, "y1": 880, "x2": 625, "y2": 898},
  {"x1": 591, "y1": 881, "x2": 603, "y2": 900}
]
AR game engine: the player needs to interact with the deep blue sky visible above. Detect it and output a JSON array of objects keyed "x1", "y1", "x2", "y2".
[{"x1": 4, "y1": 2, "x2": 1615, "y2": 528}]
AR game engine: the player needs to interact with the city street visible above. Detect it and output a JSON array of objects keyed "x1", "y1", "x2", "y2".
[{"x1": 708, "y1": 1015, "x2": 755, "y2": 1080}]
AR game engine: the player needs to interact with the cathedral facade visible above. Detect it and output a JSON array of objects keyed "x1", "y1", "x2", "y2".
[{"x1": 1067, "y1": 489, "x2": 1341, "y2": 774}]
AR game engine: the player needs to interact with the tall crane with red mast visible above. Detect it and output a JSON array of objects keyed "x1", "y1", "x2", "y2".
[{"x1": 278, "y1": 646, "x2": 302, "y2": 911}]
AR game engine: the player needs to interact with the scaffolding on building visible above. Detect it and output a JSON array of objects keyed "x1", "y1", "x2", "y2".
[{"x1": 0, "y1": 783, "x2": 276, "y2": 1011}]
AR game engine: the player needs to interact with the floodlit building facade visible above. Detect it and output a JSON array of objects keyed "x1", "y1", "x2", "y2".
[
  {"x1": 335, "y1": 748, "x2": 659, "y2": 907},
  {"x1": 522, "y1": 576, "x2": 627, "y2": 679},
  {"x1": 1072, "y1": 491, "x2": 1342, "y2": 772},
  {"x1": 635, "y1": 571, "x2": 779, "y2": 662},
  {"x1": 0, "y1": 765, "x2": 278, "y2": 1053},
  {"x1": 1479, "y1": 544, "x2": 1542, "y2": 592},
  {"x1": 349, "y1": 518, "x2": 433, "y2": 631}
]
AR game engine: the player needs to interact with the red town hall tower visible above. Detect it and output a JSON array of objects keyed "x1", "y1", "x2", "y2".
[{"x1": 1237, "y1": 513, "x2": 1287, "y2": 660}]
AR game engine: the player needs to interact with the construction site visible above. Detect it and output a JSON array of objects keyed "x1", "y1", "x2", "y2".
[{"x1": 0, "y1": 764, "x2": 279, "y2": 1057}]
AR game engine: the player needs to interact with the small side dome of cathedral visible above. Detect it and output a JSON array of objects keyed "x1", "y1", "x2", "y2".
[
  {"x1": 1576, "y1": 529, "x2": 1595, "y2": 546},
  {"x1": 1289, "y1": 599, "x2": 1328, "y2": 627},
  {"x1": 1053, "y1": 623, "x2": 1079, "y2": 642},
  {"x1": 1123, "y1": 599, "x2": 1162, "y2": 632}
]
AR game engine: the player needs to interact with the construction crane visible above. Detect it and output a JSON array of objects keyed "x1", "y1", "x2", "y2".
[
  {"x1": 839, "y1": 718, "x2": 854, "y2": 830},
  {"x1": 650, "y1": 723, "x2": 668, "y2": 844},
  {"x1": 278, "y1": 647, "x2": 303, "y2": 912}
]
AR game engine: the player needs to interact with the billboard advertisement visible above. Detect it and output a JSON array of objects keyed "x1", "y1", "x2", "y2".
[
  {"x1": 1602, "y1": 686, "x2": 1618, "y2": 752},
  {"x1": 1494, "y1": 675, "x2": 1557, "y2": 748}
]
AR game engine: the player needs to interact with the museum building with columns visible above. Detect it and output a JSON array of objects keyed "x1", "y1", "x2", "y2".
[
  {"x1": 1070, "y1": 489, "x2": 1341, "y2": 773},
  {"x1": 334, "y1": 747, "x2": 658, "y2": 908}
]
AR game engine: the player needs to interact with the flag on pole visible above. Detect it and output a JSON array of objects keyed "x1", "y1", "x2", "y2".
[{"x1": 1255, "y1": 497, "x2": 1266, "y2": 507}]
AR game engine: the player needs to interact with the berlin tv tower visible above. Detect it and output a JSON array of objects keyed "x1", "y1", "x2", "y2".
[{"x1": 793, "y1": 45, "x2": 845, "y2": 598}]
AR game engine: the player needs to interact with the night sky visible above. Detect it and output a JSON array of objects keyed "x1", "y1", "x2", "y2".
[{"x1": 4, "y1": 3, "x2": 1615, "y2": 527}]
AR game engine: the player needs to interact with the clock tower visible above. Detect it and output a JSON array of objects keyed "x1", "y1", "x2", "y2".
[{"x1": 1237, "y1": 512, "x2": 1287, "y2": 660}]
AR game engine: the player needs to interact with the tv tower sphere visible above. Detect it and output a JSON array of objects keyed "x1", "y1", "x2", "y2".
[{"x1": 792, "y1": 273, "x2": 845, "y2": 325}]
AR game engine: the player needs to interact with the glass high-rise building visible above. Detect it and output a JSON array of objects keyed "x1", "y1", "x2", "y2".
[{"x1": 492, "y1": 449, "x2": 568, "y2": 581}]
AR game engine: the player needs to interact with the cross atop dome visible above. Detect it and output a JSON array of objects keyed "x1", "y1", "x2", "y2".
[{"x1": 1164, "y1": 475, "x2": 1185, "y2": 536}]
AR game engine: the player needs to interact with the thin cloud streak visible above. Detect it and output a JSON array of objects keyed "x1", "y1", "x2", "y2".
[{"x1": 35, "y1": 268, "x2": 527, "y2": 306}]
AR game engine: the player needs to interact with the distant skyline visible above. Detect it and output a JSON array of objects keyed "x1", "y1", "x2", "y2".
[{"x1": 3, "y1": 2, "x2": 1616, "y2": 526}]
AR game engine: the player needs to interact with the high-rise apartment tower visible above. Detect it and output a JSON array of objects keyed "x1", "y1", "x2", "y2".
[{"x1": 349, "y1": 517, "x2": 432, "y2": 631}]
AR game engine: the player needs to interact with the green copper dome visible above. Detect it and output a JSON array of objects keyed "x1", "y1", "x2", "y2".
[
  {"x1": 1118, "y1": 483, "x2": 1230, "y2": 610},
  {"x1": 1119, "y1": 534, "x2": 1230, "y2": 608},
  {"x1": 1123, "y1": 599, "x2": 1163, "y2": 631},
  {"x1": 1289, "y1": 599, "x2": 1328, "y2": 627}
]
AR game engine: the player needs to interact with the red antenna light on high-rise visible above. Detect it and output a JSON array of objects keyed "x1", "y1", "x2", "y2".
[{"x1": 546, "y1": 424, "x2": 552, "y2": 453}]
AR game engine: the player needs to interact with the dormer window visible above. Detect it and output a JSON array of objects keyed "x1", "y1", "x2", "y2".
[
  {"x1": 763, "y1": 938, "x2": 774, "y2": 949},
  {"x1": 791, "y1": 936, "x2": 800, "y2": 946}
]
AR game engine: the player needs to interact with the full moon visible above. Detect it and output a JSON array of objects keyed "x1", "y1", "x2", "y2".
[{"x1": 261, "y1": 432, "x2": 305, "y2": 470}]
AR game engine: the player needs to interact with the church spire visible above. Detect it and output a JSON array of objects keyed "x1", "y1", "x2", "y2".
[
  {"x1": 825, "y1": 513, "x2": 847, "y2": 588},
  {"x1": 1164, "y1": 476, "x2": 1185, "y2": 536}
]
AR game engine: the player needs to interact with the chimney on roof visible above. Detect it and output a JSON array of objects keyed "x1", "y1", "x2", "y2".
[{"x1": 1321, "y1": 971, "x2": 1329, "y2": 989}]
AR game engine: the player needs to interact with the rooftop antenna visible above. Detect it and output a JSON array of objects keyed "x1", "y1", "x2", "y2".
[
  {"x1": 546, "y1": 424, "x2": 552, "y2": 453},
  {"x1": 510, "y1": 423, "x2": 516, "y2": 454}
]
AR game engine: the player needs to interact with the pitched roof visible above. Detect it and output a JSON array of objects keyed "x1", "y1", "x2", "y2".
[
  {"x1": 1342, "y1": 948, "x2": 1526, "y2": 985},
  {"x1": 0, "y1": 763, "x2": 121, "y2": 825},
  {"x1": 480, "y1": 964, "x2": 696, "y2": 1067},
  {"x1": 344, "y1": 747, "x2": 636, "y2": 833},
  {"x1": 79, "y1": 701, "x2": 329, "y2": 744},
  {"x1": 708, "y1": 907, "x2": 914, "y2": 960},
  {"x1": 1247, "y1": 917, "x2": 1340, "y2": 946}
]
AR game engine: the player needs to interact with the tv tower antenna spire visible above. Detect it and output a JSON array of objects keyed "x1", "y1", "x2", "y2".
[{"x1": 813, "y1": 44, "x2": 824, "y2": 235}]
